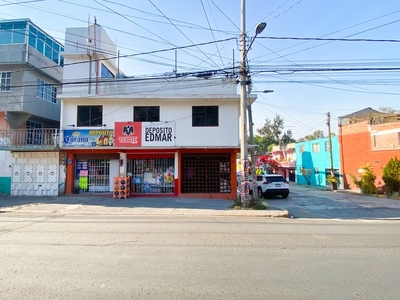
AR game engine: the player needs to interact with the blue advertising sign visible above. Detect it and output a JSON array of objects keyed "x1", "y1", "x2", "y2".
[{"x1": 63, "y1": 129, "x2": 114, "y2": 147}]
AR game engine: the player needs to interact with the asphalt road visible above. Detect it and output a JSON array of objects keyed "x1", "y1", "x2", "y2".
[
  {"x1": 267, "y1": 184, "x2": 400, "y2": 219},
  {"x1": 1, "y1": 214, "x2": 400, "y2": 300}
]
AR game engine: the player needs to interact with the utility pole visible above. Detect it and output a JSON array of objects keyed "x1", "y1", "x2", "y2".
[
  {"x1": 239, "y1": 0, "x2": 249, "y2": 206},
  {"x1": 239, "y1": 0, "x2": 266, "y2": 205},
  {"x1": 327, "y1": 112, "x2": 334, "y2": 176}
]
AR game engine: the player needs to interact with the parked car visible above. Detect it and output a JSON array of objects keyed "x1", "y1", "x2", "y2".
[{"x1": 249, "y1": 174, "x2": 289, "y2": 199}]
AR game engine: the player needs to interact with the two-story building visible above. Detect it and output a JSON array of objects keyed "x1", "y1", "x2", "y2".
[
  {"x1": 339, "y1": 107, "x2": 400, "y2": 191},
  {"x1": 270, "y1": 143, "x2": 296, "y2": 182},
  {"x1": 295, "y1": 136, "x2": 341, "y2": 188},
  {"x1": 0, "y1": 19, "x2": 64, "y2": 195},
  {"x1": 59, "y1": 23, "x2": 249, "y2": 200}
]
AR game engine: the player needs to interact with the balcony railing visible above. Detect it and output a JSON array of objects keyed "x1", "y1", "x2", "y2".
[
  {"x1": 279, "y1": 161, "x2": 296, "y2": 168},
  {"x1": 0, "y1": 128, "x2": 60, "y2": 150}
]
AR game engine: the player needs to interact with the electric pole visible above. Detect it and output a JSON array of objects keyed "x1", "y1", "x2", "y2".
[
  {"x1": 239, "y1": 0, "x2": 249, "y2": 206},
  {"x1": 327, "y1": 112, "x2": 334, "y2": 176}
]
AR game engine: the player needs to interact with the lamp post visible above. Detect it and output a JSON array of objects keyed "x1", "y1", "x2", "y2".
[{"x1": 239, "y1": 0, "x2": 266, "y2": 205}]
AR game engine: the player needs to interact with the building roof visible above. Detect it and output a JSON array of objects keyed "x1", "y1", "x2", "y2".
[{"x1": 338, "y1": 107, "x2": 390, "y2": 125}]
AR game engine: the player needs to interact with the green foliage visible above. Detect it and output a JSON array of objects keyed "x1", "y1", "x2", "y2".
[
  {"x1": 382, "y1": 156, "x2": 400, "y2": 194},
  {"x1": 254, "y1": 115, "x2": 295, "y2": 154},
  {"x1": 297, "y1": 130, "x2": 325, "y2": 142},
  {"x1": 349, "y1": 174, "x2": 361, "y2": 188},
  {"x1": 379, "y1": 106, "x2": 399, "y2": 114},
  {"x1": 350, "y1": 164, "x2": 377, "y2": 194},
  {"x1": 327, "y1": 174, "x2": 338, "y2": 184},
  {"x1": 281, "y1": 129, "x2": 296, "y2": 145},
  {"x1": 229, "y1": 196, "x2": 268, "y2": 210}
]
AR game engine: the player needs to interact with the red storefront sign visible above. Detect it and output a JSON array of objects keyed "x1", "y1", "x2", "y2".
[{"x1": 114, "y1": 122, "x2": 142, "y2": 147}]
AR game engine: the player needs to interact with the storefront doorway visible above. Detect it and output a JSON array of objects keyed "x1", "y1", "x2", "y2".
[
  {"x1": 75, "y1": 159, "x2": 118, "y2": 194},
  {"x1": 181, "y1": 154, "x2": 231, "y2": 194},
  {"x1": 127, "y1": 156, "x2": 175, "y2": 194}
]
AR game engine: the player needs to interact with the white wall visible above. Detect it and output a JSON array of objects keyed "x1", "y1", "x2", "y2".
[
  {"x1": 0, "y1": 151, "x2": 12, "y2": 177},
  {"x1": 61, "y1": 98, "x2": 239, "y2": 148},
  {"x1": 60, "y1": 77, "x2": 237, "y2": 97},
  {"x1": 11, "y1": 152, "x2": 60, "y2": 196}
]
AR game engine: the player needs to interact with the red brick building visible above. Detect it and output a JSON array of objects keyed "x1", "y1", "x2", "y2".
[{"x1": 339, "y1": 108, "x2": 400, "y2": 190}]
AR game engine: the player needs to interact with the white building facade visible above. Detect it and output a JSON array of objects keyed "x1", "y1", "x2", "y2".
[
  {"x1": 59, "y1": 23, "x2": 250, "y2": 199},
  {"x1": 0, "y1": 19, "x2": 64, "y2": 196}
]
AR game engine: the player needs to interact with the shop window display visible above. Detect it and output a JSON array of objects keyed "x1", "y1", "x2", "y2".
[{"x1": 127, "y1": 157, "x2": 174, "y2": 194}]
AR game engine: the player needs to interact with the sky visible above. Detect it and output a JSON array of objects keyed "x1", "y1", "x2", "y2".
[{"x1": 2, "y1": 0, "x2": 400, "y2": 139}]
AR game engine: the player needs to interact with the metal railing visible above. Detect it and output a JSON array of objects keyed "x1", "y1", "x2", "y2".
[{"x1": 0, "y1": 128, "x2": 59, "y2": 150}]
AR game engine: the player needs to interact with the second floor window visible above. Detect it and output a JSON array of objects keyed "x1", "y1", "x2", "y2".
[
  {"x1": 77, "y1": 105, "x2": 103, "y2": 127},
  {"x1": 325, "y1": 141, "x2": 331, "y2": 152},
  {"x1": 36, "y1": 78, "x2": 57, "y2": 103},
  {"x1": 101, "y1": 64, "x2": 115, "y2": 78},
  {"x1": 312, "y1": 143, "x2": 320, "y2": 153},
  {"x1": 0, "y1": 72, "x2": 11, "y2": 91},
  {"x1": 192, "y1": 106, "x2": 219, "y2": 127},
  {"x1": 26, "y1": 120, "x2": 43, "y2": 145},
  {"x1": 134, "y1": 106, "x2": 160, "y2": 122}
]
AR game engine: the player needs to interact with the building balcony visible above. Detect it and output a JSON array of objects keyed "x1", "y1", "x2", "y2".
[
  {"x1": 278, "y1": 161, "x2": 296, "y2": 168},
  {"x1": 0, "y1": 128, "x2": 59, "y2": 151}
]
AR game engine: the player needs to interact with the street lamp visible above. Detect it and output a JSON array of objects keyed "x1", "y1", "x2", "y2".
[{"x1": 239, "y1": 0, "x2": 267, "y2": 205}]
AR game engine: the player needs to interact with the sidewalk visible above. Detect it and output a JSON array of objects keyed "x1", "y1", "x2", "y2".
[{"x1": 0, "y1": 195, "x2": 290, "y2": 218}]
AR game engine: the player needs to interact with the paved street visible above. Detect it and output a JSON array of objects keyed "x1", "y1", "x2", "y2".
[
  {"x1": 1, "y1": 214, "x2": 400, "y2": 300},
  {"x1": 269, "y1": 184, "x2": 400, "y2": 219}
]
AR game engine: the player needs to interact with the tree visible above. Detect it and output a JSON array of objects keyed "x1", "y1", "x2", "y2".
[
  {"x1": 254, "y1": 115, "x2": 294, "y2": 154},
  {"x1": 382, "y1": 156, "x2": 400, "y2": 194},
  {"x1": 349, "y1": 164, "x2": 377, "y2": 194},
  {"x1": 253, "y1": 135, "x2": 269, "y2": 156},
  {"x1": 297, "y1": 130, "x2": 325, "y2": 142},
  {"x1": 281, "y1": 129, "x2": 296, "y2": 145},
  {"x1": 379, "y1": 106, "x2": 399, "y2": 114}
]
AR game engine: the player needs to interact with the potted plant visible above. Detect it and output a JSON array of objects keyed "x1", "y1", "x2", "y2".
[{"x1": 327, "y1": 174, "x2": 338, "y2": 190}]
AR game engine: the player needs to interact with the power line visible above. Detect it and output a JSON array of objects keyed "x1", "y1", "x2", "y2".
[
  {"x1": 5, "y1": 37, "x2": 237, "y2": 76},
  {"x1": 200, "y1": 0, "x2": 225, "y2": 69},
  {"x1": 259, "y1": 36, "x2": 400, "y2": 43},
  {"x1": 253, "y1": 42, "x2": 392, "y2": 95},
  {"x1": 98, "y1": 0, "x2": 237, "y2": 35},
  {"x1": 93, "y1": 0, "x2": 220, "y2": 70},
  {"x1": 209, "y1": 0, "x2": 239, "y2": 31},
  {"x1": 252, "y1": 8, "x2": 400, "y2": 62},
  {"x1": 264, "y1": 0, "x2": 304, "y2": 23},
  {"x1": 0, "y1": 0, "x2": 44, "y2": 6},
  {"x1": 147, "y1": 0, "x2": 221, "y2": 70}
]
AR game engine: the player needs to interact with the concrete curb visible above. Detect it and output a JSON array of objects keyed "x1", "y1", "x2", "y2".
[{"x1": 0, "y1": 205, "x2": 290, "y2": 218}]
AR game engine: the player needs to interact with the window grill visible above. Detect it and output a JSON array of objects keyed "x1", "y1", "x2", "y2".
[
  {"x1": 127, "y1": 157, "x2": 174, "y2": 194},
  {"x1": 181, "y1": 154, "x2": 231, "y2": 193},
  {"x1": 77, "y1": 159, "x2": 110, "y2": 194}
]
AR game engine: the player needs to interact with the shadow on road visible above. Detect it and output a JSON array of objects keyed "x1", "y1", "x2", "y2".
[{"x1": 0, "y1": 195, "x2": 233, "y2": 211}]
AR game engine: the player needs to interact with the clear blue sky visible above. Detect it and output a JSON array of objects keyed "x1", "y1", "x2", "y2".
[{"x1": 2, "y1": 0, "x2": 400, "y2": 139}]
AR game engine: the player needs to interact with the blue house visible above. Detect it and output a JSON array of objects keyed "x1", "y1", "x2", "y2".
[{"x1": 295, "y1": 136, "x2": 341, "y2": 188}]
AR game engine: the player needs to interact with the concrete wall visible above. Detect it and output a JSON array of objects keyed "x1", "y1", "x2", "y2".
[
  {"x1": 0, "y1": 47, "x2": 62, "y2": 123},
  {"x1": 0, "y1": 44, "x2": 26, "y2": 64},
  {"x1": 22, "y1": 69, "x2": 61, "y2": 121},
  {"x1": 340, "y1": 120, "x2": 400, "y2": 190},
  {"x1": 64, "y1": 25, "x2": 117, "y2": 66},
  {"x1": 61, "y1": 98, "x2": 239, "y2": 147},
  {"x1": 0, "y1": 150, "x2": 12, "y2": 194},
  {"x1": 11, "y1": 151, "x2": 60, "y2": 196},
  {"x1": 296, "y1": 136, "x2": 340, "y2": 187}
]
